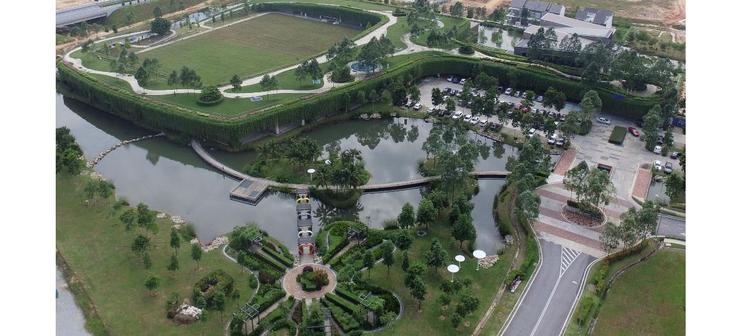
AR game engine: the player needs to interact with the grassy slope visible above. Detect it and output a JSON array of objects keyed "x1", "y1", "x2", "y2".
[
  {"x1": 57, "y1": 174, "x2": 256, "y2": 335},
  {"x1": 105, "y1": 0, "x2": 208, "y2": 28},
  {"x1": 386, "y1": 16, "x2": 409, "y2": 51},
  {"x1": 593, "y1": 249, "x2": 686, "y2": 336},
  {"x1": 148, "y1": 93, "x2": 309, "y2": 116},
  {"x1": 230, "y1": 68, "x2": 324, "y2": 93},
  {"x1": 365, "y1": 221, "x2": 514, "y2": 336},
  {"x1": 88, "y1": 74, "x2": 134, "y2": 91},
  {"x1": 141, "y1": 13, "x2": 359, "y2": 87}
]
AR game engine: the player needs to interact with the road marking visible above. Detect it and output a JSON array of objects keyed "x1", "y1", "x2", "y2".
[{"x1": 560, "y1": 247, "x2": 581, "y2": 277}]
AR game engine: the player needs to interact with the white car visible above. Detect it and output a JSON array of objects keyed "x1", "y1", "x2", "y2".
[
  {"x1": 463, "y1": 114, "x2": 472, "y2": 122},
  {"x1": 413, "y1": 103, "x2": 422, "y2": 110},
  {"x1": 504, "y1": 88, "x2": 513, "y2": 95},
  {"x1": 479, "y1": 117, "x2": 488, "y2": 126},
  {"x1": 653, "y1": 145, "x2": 663, "y2": 154},
  {"x1": 596, "y1": 117, "x2": 611, "y2": 125},
  {"x1": 547, "y1": 134, "x2": 557, "y2": 144},
  {"x1": 427, "y1": 107, "x2": 434, "y2": 114},
  {"x1": 527, "y1": 128, "x2": 536, "y2": 137},
  {"x1": 459, "y1": 78, "x2": 467, "y2": 85},
  {"x1": 653, "y1": 160, "x2": 662, "y2": 171},
  {"x1": 452, "y1": 111, "x2": 463, "y2": 119},
  {"x1": 470, "y1": 116, "x2": 480, "y2": 124}
]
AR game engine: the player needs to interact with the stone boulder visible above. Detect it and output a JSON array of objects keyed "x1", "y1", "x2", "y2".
[{"x1": 173, "y1": 304, "x2": 202, "y2": 324}]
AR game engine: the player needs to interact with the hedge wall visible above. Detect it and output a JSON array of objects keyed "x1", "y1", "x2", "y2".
[
  {"x1": 254, "y1": 2, "x2": 382, "y2": 28},
  {"x1": 58, "y1": 53, "x2": 663, "y2": 148}
]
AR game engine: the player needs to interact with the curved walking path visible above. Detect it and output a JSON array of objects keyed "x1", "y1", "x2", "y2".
[
  {"x1": 62, "y1": 8, "x2": 398, "y2": 97},
  {"x1": 191, "y1": 140, "x2": 509, "y2": 193}
]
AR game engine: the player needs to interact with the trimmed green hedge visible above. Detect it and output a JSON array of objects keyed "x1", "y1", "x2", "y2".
[
  {"x1": 322, "y1": 297, "x2": 362, "y2": 332},
  {"x1": 608, "y1": 126, "x2": 627, "y2": 145},
  {"x1": 261, "y1": 244, "x2": 294, "y2": 268},
  {"x1": 254, "y1": 2, "x2": 382, "y2": 29},
  {"x1": 58, "y1": 53, "x2": 662, "y2": 148}
]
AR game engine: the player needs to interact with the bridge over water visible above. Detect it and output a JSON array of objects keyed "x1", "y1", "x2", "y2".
[{"x1": 191, "y1": 140, "x2": 509, "y2": 203}]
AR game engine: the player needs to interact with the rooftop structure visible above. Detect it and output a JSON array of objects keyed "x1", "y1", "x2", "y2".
[
  {"x1": 575, "y1": 7, "x2": 614, "y2": 28},
  {"x1": 514, "y1": 13, "x2": 616, "y2": 56},
  {"x1": 507, "y1": 0, "x2": 566, "y2": 27}
]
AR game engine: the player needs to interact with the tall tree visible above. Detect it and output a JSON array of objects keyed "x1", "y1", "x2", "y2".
[
  {"x1": 363, "y1": 250, "x2": 374, "y2": 278},
  {"x1": 398, "y1": 203, "x2": 416, "y2": 229},
  {"x1": 230, "y1": 74, "x2": 242, "y2": 90},
  {"x1": 144, "y1": 275, "x2": 160, "y2": 296},
  {"x1": 642, "y1": 105, "x2": 663, "y2": 151},
  {"x1": 424, "y1": 238, "x2": 448, "y2": 270},
  {"x1": 382, "y1": 241, "x2": 395, "y2": 275},
  {"x1": 451, "y1": 214, "x2": 476, "y2": 248},
  {"x1": 191, "y1": 244, "x2": 203, "y2": 270},
  {"x1": 167, "y1": 254, "x2": 180, "y2": 272},
  {"x1": 169, "y1": 228, "x2": 181, "y2": 252},
  {"x1": 416, "y1": 198, "x2": 437, "y2": 230}
]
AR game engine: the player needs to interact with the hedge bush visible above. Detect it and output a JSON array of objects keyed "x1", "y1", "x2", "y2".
[
  {"x1": 193, "y1": 270, "x2": 235, "y2": 309},
  {"x1": 261, "y1": 244, "x2": 294, "y2": 268},
  {"x1": 608, "y1": 126, "x2": 627, "y2": 145},
  {"x1": 322, "y1": 298, "x2": 362, "y2": 332}
]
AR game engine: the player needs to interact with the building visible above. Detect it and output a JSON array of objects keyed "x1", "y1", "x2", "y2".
[
  {"x1": 513, "y1": 13, "x2": 616, "y2": 56},
  {"x1": 507, "y1": 0, "x2": 566, "y2": 27},
  {"x1": 575, "y1": 7, "x2": 614, "y2": 28}
]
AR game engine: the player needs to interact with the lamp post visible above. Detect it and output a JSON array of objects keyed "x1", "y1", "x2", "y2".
[
  {"x1": 473, "y1": 249, "x2": 486, "y2": 271},
  {"x1": 455, "y1": 255, "x2": 465, "y2": 268},
  {"x1": 447, "y1": 264, "x2": 459, "y2": 283},
  {"x1": 307, "y1": 168, "x2": 316, "y2": 184}
]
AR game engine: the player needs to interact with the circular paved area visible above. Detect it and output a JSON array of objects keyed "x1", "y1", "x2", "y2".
[{"x1": 282, "y1": 264, "x2": 337, "y2": 299}]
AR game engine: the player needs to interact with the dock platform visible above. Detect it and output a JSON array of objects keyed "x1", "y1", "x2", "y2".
[{"x1": 230, "y1": 178, "x2": 269, "y2": 204}]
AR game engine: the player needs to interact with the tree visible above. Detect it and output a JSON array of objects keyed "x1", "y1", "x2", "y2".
[
  {"x1": 230, "y1": 74, "x2": 242, "y2": 90},
  {"x1": 451, "y1": 312, "x2": 462, "y2": 328},
  {"x1": 153, "y1": 6, "x2": 162, "y2": 18},
  {"x1": 432, "y1": 87, "x2": 444, "y2": 106},
  {"x1": 363, "y1": 250, "x2": 374, "y2": 278},
  {"x1": 144, "y1": 275, "x2": 160, "y2": 296},
  {"x1": 515, "y1": 190, "x2": 541, "y2": 223},
  {"x1": 564, "y1": 161, "x2": 589, "y2": 201},
  {"x1": 191, "y1": 244, "x2": 203, "y2": 270},
  {"x1": 131, "y1": 234, "x2": 151, "y2": 256},
  {"x1": 394, "y1": 231, "x2": 413, "y2": 250},
  {"x1": 600, "y1": 222, "x2": 621, "y2": 252},
  {"x1": 665, "y1": 173, "x2": 685, "y2": 201},
  {"x1": 150, "y1": 17, "x2": 171, "y2": 36},
  {"x1": 582, "y1": 169, "x2": 615, "y2": 208},
  {"x1": 167, "y1": 254, "x2": 180, "y2": 272},
  {"x1": 424, "y1": 238, "x2": 448, "y2": 270},
  {"x1": 451, "y1": 214, "x2": 476, "y2": 248},
  {"x1": 120, "y1": 208, "x2": 137, "y2": 230},
  {"x1": 401, "y1": 250, "x2": 410, "y2": 272},
  {"x1": 398, "y1": 203, "x2": 415, "y2": 229},
  {"x1": 456, "y1": 293, "x2": 480, "y2": 315},
  {"x1": 169, "y1": 228, "x2": 181, "y2": 252},
  {"x1": 446, "y1": 98, "x2": 456, "y2": 113},
  {"x1": 142, "y1": 252, "x2": 152, "y2": 269},
  {"x1": 409, "y1": 85, "x2": 420, "y2": 103},
  {"x1": 642, "y1": 105, "x2": 663, "y2": 151},
  {"x1": 382, "y1": 242, "x2": 395, "y2": 275},
  {"x1": 167, "y1": 70, "x2": 178, "y2": 86},
  {"x1": 409, "y1": 276, "x2": 427, "y2": 310},
  {"x1": 416, "y1": 199, "x2": 437, "y2": 230},
  {"x1": 259, "y1": 74, "x2": 278, "y2": 96},
  {"x1": 214, "y1": 291, "x2": 227, "y2": 322}
]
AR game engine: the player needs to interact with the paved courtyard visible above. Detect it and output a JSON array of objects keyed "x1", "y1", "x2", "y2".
[{"x1": 282, "y1": 264, "x2": 337, "y2": 300}]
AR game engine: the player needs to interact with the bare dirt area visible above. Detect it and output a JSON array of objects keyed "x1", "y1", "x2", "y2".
[
  {"x1": 452, "y1": 0, "x2": 510, "y2": 12},
  {"x1": 57, "y1": 0, "x2": 94, "y2": 11}
]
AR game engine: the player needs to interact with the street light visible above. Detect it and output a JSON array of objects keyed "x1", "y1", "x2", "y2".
[
  {"x1": 447, "y1": 264, "x2": 459, "y2": 282},
  {"x1": 455, "y1": 255, "x2": 465, "y2": 268},
  {"x1": 307, "y1": 168, "x2": 316, "y2": 184},
  {"x1": 473, "y1": 249, "x2": 486, "y2": 271}
]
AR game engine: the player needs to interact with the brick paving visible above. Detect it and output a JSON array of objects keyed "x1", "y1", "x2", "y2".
[
  {"x1": 533, "y1": 222, "x2": 603, "y2": 251},
  {"x1": 553, "y1": 149, "x2": 577, "y2": 175},
  {"x1": 632, "y1": 167, "x2": 652, "y2": 200}
]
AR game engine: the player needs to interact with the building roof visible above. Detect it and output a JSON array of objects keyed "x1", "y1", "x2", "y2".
[
  {"x1": 540, "y1": 13, "x2": 614, "y2": 39},
  {"x1": 56, "y1": 3, "x2": 120, "y2": 28},
  {"x1": 296, "y1": 203, "x2": 312, "y2": 211},
  {"x1": 510, "y1": 0, "x2": 565, "y2": 15},
  {"x1": 297, "y1": 217, "x2": 313, "y2": 228},
  {"x1": 575, "y1": 7, "x2": 614, "y2": 27}
]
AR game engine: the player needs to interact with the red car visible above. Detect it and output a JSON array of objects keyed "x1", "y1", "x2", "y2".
[{"x1": 628, "y1": 127, "x2": 640, "y2": 137}]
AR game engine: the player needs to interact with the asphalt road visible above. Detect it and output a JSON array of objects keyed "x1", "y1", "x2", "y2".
[
  {"x1": 657, "y1": 214, "x2": 686, "y2": 240},
  {"x1": 502, "y1": 240, "x2": 595, "y2": 336}
]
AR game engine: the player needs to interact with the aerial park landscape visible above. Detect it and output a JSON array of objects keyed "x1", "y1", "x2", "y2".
[{"x1": 55, "y1": 1, "x2": 686, "y2": 335}]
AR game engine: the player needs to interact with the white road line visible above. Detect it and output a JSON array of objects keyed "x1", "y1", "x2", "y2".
[{"x1": 532, "y1": 247, "x2": 581, "y2": 336}]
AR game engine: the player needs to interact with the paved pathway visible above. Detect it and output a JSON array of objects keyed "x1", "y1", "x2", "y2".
[{"x1": 282, "y1": 264, "x2": 337, "y2": 300}]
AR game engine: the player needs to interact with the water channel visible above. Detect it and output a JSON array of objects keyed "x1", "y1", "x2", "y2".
[{"x1": 56, "y1": 93, "x2": 513, "y2": 253}]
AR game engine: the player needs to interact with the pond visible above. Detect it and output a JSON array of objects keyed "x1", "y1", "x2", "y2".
[
  {"x1": 57, "y1": 93, "x2": 512, "y2": 252},
  {"x1": 477, "y1": 25, "x2": 523, "y2": 53}
]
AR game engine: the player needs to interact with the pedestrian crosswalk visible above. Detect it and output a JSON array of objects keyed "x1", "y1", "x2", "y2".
[{"x1": 560, "y1": 247, "x2": 581, "y2": 277}]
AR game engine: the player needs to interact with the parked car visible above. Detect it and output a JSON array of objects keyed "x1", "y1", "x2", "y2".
[
  {"x1": 555, "y1": 139, "x2": 565, "y2": 147},
  {"x1": 670, "y1": 151, "x2": 681, "y2": 159},
  {"x1": 459, "y1": 78, "x2": 466, "y2": 85},
  {"x1": 479, "y1": 117, "x2": 488, "y2": 125},
  {"x1": 470, "y1": 116, "x2": 480, "y2": 124},
  {"x1": 427, "y1": 107, "x2": 434, "y2": 114},
  {"x1": 463, "y1": 114, "x2": 472, "y2": 122},
  {"x1": 547, "y1": 136, "x2": 556, "y2": 145},
  {"x1": 536, "y1": 95, "x2": 544, "y2": 102},
  {"x1": 596, "y1": 117, "x2": 611, "y2": 125},
  {"x1": 628, "y1": 127, "x2": 640, "y2": 137},
  {"x1": 452, "y1": 111, "x2": 463, "y2": 119},
  {"x1": 413, "y1": 103, "x2": 422, "y2": 110},
  {"x1": 657, "y1": 135, "x2": 664, "y2": 145},
  {"x1": 527, "y1": 128, "x2": 536, "y2": 137},
  {"x1": 664, "y1": 162, "x2": 674, "y2": 174},
  {"x1": 504, "y1": 88, "x2": 513, "y2": 95},
  {"x1": 452, "y1": 77, "x2": 460, "y2": 83},
  {"x1": 514, "y1": 91, "x2": 522, "y2": 97},
  {"x1": 497, "y1": 86, "x2": 504, "y2": 93},
  {"x1": 489, "y1": 122, "x2": 499, "y2": 131},
  {"x1": 653, "y1": 145, "x2": 662, "y2": 154},
  {"x1": 653, "y1": 160, "x2": 662, "y2": 171},
  {"x1": 447, "y1": 75, "x2": 454, "y2": 82}
]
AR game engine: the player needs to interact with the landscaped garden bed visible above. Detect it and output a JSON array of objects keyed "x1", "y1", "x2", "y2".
[
  {"x1": 608, "y1": 126, "x2": 627, "y2": 145},
  {"x1": 296, "y1": 265, "x2": 330, "y2": 292},
  {"x1": 563, "y1": 200, "x2": 606, "y2": 227}
]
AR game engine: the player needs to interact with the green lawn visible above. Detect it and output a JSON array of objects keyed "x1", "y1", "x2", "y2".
[
  {"x1": 364, "y1": 222, "x2": 514, "y2": 336},
  {"x1": 87, "y1": 74, "x2": 133, "y2": 92},
  {"x1": 57, "y1": 33, "x2": 74, "y2": 45},
  {"x1": 386, "y1": 16, "x2": 409, "y2": 51},
  {"x1": 230, "y1": 67, "x2": 324, "y2": 93},
  {"x1": 593, "y1": 249, "x2": 685, "y2": 336},
  {"x1": 105, "y1": 0, "x2": 207, "y2": 28},
  {"x1": 57, "y1": 173, "x2": 256, "y2": 335},
  {"x1": 140, "y1": 13, "x2": 359, "y2": 87},
  {"x1": 148, "y1": 92, "x2": 309, "y2": 116},
  {"x1": 411, "y1": 15, "x2": 469, "y2": 49}
]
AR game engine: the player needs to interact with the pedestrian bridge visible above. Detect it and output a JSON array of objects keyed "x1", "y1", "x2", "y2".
[{"x1": 191, "y1": 140, "x2": 509, "y2": 203}]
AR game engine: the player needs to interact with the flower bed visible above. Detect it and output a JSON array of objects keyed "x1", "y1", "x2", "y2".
[
  {"x1": 296, "y1": 266, "x2": 330, "y2": 292},
  {"x1": 563, "y1": 200, "x2": 606, "y2": 227}
]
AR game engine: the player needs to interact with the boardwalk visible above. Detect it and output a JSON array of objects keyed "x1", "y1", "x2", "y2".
[{"x1": 191, "y1": 140, "x2": 510, "y2": 202}]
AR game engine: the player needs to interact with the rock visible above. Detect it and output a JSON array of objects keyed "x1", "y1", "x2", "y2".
[
  {"x1": 479, "y1": 255, "x2": 499, "y2": 269},
  {"x1": 173, "y1": 304, "x2": 202, "y2": 324},
  {"x1": 202, "y1": 236, "x2": 228, "y2": 252},
  {"x1": 170, "y1": 215, "x2": 185, "y2": 224},
  {"x1": 156, "y1": 212, "x2": 167, "y2": 219}
]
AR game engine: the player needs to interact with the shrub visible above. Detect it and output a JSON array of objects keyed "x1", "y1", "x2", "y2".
[
  {"x1": 258, "y1": 270, "x2": 280, "y2": 284},
  {"x1": 322, "y1": 298, "x2": 361, "y2": 332},
  {"x1": 193, "y1": 270, "x2": 235, "y2": 309},
  {"x1": 458, "y1": 45, "x2": 475, "y2": 55},
  {"x1": 608, "y1": 126, "x2": 627, "y2": 144},
  {"x1": 297, "y1": 268, "x2": 329, "y2": 291},
  {"x1": 197, "y1": 86, "x2": 223, "y2": 106}
]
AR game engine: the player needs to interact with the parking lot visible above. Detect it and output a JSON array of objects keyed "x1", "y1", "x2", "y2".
[{"x1": 413, "y1": 75, "x2": 686, "y2": 200}]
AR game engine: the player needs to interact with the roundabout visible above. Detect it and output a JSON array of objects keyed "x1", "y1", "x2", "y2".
[{"x1": 282, "y1": 264, "x2": 337, "y2": 300}]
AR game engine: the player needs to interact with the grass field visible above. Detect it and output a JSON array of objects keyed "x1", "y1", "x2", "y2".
[
  {"x1": 57, "y1": 173, "x2": 257, "y2": 335},
  {"x1": 89, "y1": 74, "x2": 134, "y2": 92},
  {"x1": 593, "y1": 249, "x2": 685, "y2": 336},
  {"x1": 386, "y1": 16, "x2": 409, "y2": 51},
  {"x1": 140, "y1": 13, "x2": 359, "y2": 87},
  {"x1": 149, "y1": 92, "x2": 309, "y2": 116},
  {"x1": 104, "y1": 0, "x2": 209, "y2": 28},
  {"x1": 363, "y1": 215, "x2": 514, "y2": 336},
  {"x1": 230, "y1": 67, "x2": 324, "y2": 93}
]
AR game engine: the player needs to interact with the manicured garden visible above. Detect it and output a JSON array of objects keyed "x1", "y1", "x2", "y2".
[
  {"x1": 608, "y1": 126, "x2": 627, "y2": 145},
  {"x1": 149, "y1": 93, "x2": 309, "y2": 116},
  {"x1": 140, "y1": 13, "x2": 359, "y2": 87}
]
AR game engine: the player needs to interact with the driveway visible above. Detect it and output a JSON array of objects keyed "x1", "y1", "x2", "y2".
[
  {"x1": 657, "y1": 214, "x2": 686, "y2": 240},
  {"x1": 502, "y1": 240, "x2": 595, "y2": 336}
]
